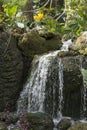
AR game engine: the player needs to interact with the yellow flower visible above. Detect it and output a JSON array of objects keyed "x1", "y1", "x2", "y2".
[
  {"x1": 38, "y1": 13, "x2": 43, "y2": 19},
  {"x1": 34, "y1": 13, "x2": 44, "y2": 21},
  {"x1": 33, "y1": 15, "x2": 39, "y2": 21}
]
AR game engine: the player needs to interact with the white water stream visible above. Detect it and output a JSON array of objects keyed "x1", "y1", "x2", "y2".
[{"x1": 58, "y1": 58, "x2": 64, "y2": 119}]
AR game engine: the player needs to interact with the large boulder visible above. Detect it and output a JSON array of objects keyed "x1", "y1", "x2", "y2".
[
  {"x1": 27, "y1": 112, "x2": 54, "y2": 130},
  {"x1": 0, "y1": 31, "x2": 23, "y2": 111}
]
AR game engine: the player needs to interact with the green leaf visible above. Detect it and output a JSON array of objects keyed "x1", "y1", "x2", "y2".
[{"x1": 10, "y1": 5, "x2": 17, "y2": 16}]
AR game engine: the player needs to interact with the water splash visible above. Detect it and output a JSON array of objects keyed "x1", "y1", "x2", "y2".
[{"x1": 61, "y1": 39, "x2": 73, "y2": 51}]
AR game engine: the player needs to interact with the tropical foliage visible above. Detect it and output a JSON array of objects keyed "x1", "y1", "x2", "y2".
[
  {"x1": 65, "y1": 0, "x2": 87, "y2": 36},
  {"x1": 0, "y1": 0, "x2": 87, "y2": 36}
]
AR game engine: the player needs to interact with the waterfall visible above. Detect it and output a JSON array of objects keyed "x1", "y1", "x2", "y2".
[
  {"x1": 17, "y1": 50, "x2": 62, "y2": 114},
  {"x1": 17, "y1": 50, "x2": 64, "y2": 121}
]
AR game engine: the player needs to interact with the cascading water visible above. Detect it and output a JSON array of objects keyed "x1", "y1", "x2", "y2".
[{"x1": 17, "y1": 50, "x2": 64, "y2": 115}]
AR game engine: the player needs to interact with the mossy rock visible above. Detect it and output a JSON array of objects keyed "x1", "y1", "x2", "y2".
[
  {"x1": 68, "y1": 123, "x2": 87, "y2": 130},
  {"x1": 18, "y1": 30, "x2": 62, "y2": 59},
  {"x1": 27, "y1": 112, "x2": 54, "y2": 130},
  {"x1": 18, "y1": 30, "x2": 46, "y2": 57}
]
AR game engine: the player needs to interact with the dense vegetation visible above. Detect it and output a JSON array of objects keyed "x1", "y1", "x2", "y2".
[{"x1": 0, "y1": 0, "x2": 87, "y2": 37}]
